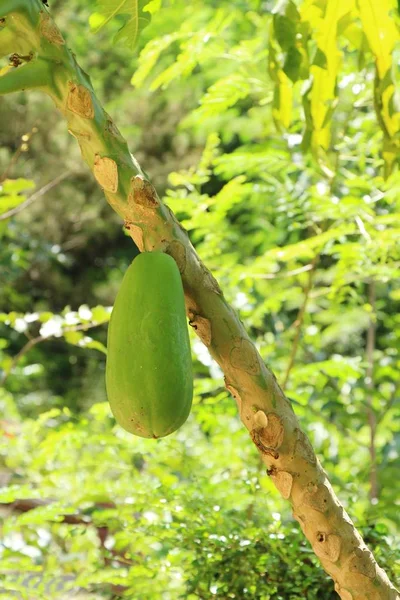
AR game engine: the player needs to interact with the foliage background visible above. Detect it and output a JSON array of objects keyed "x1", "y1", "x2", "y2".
[{"x1": 0, "y1": 0, "x2": 399, "y2": 598}]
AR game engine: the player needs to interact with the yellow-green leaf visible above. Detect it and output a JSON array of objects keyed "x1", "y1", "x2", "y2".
[{"x1": 300, "y1": 0, "x2": 355, "y2": 151}]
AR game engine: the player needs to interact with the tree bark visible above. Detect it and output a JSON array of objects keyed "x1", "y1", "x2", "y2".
[{"x1": 0, "y1": 2, "x2": 398, "y2": 598}]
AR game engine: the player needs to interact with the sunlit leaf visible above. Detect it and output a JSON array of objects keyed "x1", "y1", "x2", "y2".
[
  {"x1": 94, "y1": 0, "x2": 151, "y2": 49},
  {"x1": 301, "y1": 0, "x2": 355, "y2": 151},
  {"x1": 359, "y1": 0, "x2": 400, "y2": 175}
]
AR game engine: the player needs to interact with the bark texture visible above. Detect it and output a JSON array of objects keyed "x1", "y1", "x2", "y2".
[{"x1": 0, "y1": 2, "x2": 398, "y2": 598}]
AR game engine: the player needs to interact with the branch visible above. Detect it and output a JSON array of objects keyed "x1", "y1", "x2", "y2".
[
  {"x1": 1, "y1": 334, "x2": 44, "y2": 386},
  {"x1": 0, "y1": 125, "x2": 38, "y2": 183},
  {"x1": 1, "y1": 321, "x2": 105, "y2": 385},
  {"x1": 366, "y1": 280, "x2": 378, "y2": 501},
  {"x1": 0, "y1": 170, "x2": 71, "y2": 221},
  {"x1": 3, "y1": 498, "x2": 131, "y2": 594},
  {"x1": 290, "y1": 395, "x2": 368, "y2": 449},
  {"x1": 282, "y1": 254, "x2": 319, "y2": 391},
  {"x1": 243, "y1": 263, "x2": 314, "y2": 280},
  {"x1": 5, "y1": 498, "x2": 92, "y2": 525},
  {"x1": 299, "y1": 347, "x2": 369, "y2": 448},
  {"x1": 377, "y1": 382, "x2": 399, "y2": 425},
  {"x1": 0, "y1": 3, "x2": 398, "y2": 598}
]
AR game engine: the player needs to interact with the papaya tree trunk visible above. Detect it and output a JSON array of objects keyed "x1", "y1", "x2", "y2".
[{"x1": 0, "y1": 2, "x2": 398, "y2": 599}]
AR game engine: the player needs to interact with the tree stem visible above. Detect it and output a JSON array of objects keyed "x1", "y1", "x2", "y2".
[{"x1": 366, "y1": 280, "x2": 378, "y2": 502}]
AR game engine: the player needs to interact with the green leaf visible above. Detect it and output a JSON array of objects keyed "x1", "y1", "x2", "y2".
[
  {"x1": 63, "y1": 330, "x2": 84, "y2": 345},
  {"x1": 256, "y1": 225, "x2": 355, "y2": 263},
  {"x1": 0, "y1": 179, "x2": 35, "y2": 217},
  {"x1": 79, "y1": 337, "x2": 107, "y2": 354},
  {"x1": 144, "y1": 0, "x2": 162, "y2": 14},
  {"x1": 137, "y1": 9, "x2": 234, "y2": 91},
  {"x1": 357, "y1": 0, "x2": 399, "y2": 79},
  {"x1": 15, "y1": 502, "x2": 77, "y2": 525},
  {"x1": 292, "y1": 357, "x2": 362, "y2": 380},
  {"x1": 301, "y1": 0, "x2": 355, "y2": 151},
  {"x1": 313, "y1": 48, "x2": 327, "y2": 70},
  {"x1": 274, "y1": 14, "x2": 297, "y2": 51},
  {"x1": 0, "y1": 486, "x2": 42, "y2": 503},
  {"x1": 358, "y1": 0, "x2": 400, "y2": 175},
  {"x1": 194, "y1": 74, "x2": 252, "y2": 118},
  {"x1": 168, "y1": 133, "x2": 220, "y2": 187},
  {"x1": 0, "y1": 195, "x2": 26, "y2": 216},
  {"x1": 94, "y1": 0, "x2": 151, "y2": 49},
  {"x1": 214, "y1": 144, "x2": 289, "y2": 179},
  {"x1": 91, "y1": 305, "x2": 112, "y2": 323},
  {"x1": 38, "y1": 311, "x2": 55, "y2": 323},
  {"x1": 1, "y1": 178, "x2": 35, "y2": 194},
  {"x1": 132, "y1": 32, "x2": 184, "y2": 88},
  {"x1": 283, "y1": 46, "x2": 303, "y2": 82}
]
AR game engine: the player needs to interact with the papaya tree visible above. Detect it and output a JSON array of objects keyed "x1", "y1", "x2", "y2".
[{"x1": 0, "y1": 1, "x2": 399, "y2": 599}]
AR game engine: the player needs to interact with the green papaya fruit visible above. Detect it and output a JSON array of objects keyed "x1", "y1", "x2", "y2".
[{"x1": 106, "y1": 252, "x2": 193, "y2": 438}]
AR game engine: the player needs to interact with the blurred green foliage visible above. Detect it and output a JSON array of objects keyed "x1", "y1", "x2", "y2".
[
  {"x1": 0, "y1": 404, "x2": 398, "y2": 598},
  {"x1": 0, "y1": 0, "x2": 399, "y2": 597}
]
